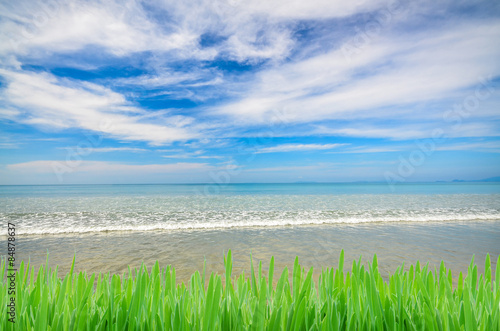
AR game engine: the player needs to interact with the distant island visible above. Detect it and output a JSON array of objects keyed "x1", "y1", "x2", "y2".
[
  {"x1": 450, "y1": 176, "x2": 500, "y2": 183},
  {"x1": 291, "y1": 177, "x2": 500, "y2": 184}
]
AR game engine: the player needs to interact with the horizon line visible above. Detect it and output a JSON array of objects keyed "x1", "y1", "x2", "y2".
[{"x1": 1, "y1": 180, "x2": 499, "y2": 186}]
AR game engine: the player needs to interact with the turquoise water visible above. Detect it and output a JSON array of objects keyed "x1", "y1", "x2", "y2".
[
  {"x1": 1, "y1": 183, "x2": 499, "y2": 236},
  {"x1": 2, "y1": 182, "x2": 500, "y2": 197}
]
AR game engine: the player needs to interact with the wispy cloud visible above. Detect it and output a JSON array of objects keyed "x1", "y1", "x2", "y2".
[
  {"x1": 60, "y1": 147, "x2": 149, "y2": 153},
  {"x1": 0, "y1": 142, "x2": 20, "y2": 149},
  {"x1": 3, "y1": 0, "x2": 370, "y2": 65},
  {"x1": 0, "y1": 69, "x2": 200, "y2": 145},
  {"x1": 244, "y1": 164, "x2": 330, "y2": 172},
  {"x1": 161, "y1": 150, "x2": 224, "y2": 159},
  {"x1": 314, "y1": 122, "x2": 500, "y2": 140},
  {"x1": 256, "y1": 143, "x2": 347, "y2": 153},
  {"x1": 0, "y1": 108, "x2": 20, "y2": 120},
  {"x1": 436, "y1": 141, "x2": 500, "y2": 153},
  {"x1": 162, "y1": 155, "x2": 224, "y2": 159},
  {"x1": 329, "y1": 146, "x2": 403, "y2": 154},
  {"x1": 1, "y1": 0, "x2": 499, "y2": 184},
  {"x1": 329, "y1": 140, "x2": 500, "y2": 154},
  {"x1": 6, "y1": 160, "x2": 213, "y2": 173},
  {"x1": 214, "y1": 21, "x2": 500, "y2": 130},
  {"x1": 0, "y1": 0, "x2": 200, "y2": 58},
  {"x1": 1, "y1": 1, "x2": 499, "y2": 142}
]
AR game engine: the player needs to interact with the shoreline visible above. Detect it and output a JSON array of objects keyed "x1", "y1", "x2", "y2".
[
  {"x1": 3, "y1": 217, "x2": 500, "y2": 238},
  {"x1": 9, "y1": 219, "x2": 500, "y2": 284}
]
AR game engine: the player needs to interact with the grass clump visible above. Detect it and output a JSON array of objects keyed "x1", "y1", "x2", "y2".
[{"x1": 1, "y1": 250, "x2": 499, "y2": 330}]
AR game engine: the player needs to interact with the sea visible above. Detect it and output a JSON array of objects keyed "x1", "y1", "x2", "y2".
[
  {"x1": 1, "y1": 182, "x2": 499, "y2": 236},
  {"x1": 1, "y1": 182, "x2": 499, "y2": 282}
]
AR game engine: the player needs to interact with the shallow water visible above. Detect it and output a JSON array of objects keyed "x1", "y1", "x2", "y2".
[
  {"x1": 1, "y1": 183, "x2": 499, "y2": 235},
  {"x1": 2, "y1": 183, "x2": 499, "y2": 284},
  {"x1": 14, "y1": 220, "x2": 500, "y2": 285}
]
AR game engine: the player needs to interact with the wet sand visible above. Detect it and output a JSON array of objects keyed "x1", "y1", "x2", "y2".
[{"x1": 11, "y1": 220, "x2": 500, "y2": 285}]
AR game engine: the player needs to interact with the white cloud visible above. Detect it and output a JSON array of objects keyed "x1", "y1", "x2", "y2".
[
  {"x1": 156, "y1": 149, "x2": 184, "y2": 153},
  {"x1": 6, "y1": 160, "x2": 213, "y2": 173},
  {"x1": 0, "y1": 0, "x2": 330, "y2": 64},
  {"x1": 0, "y1": 0, "x2": 200, "y2": 58},
  {"x1": 0, "y1": 69, "x2": 200, "y2": 145},
  {"x1": 160, "y1": 149, "x2": 224, "y2": 159},
  {"x1": 162, "y1": 154, "x2": 224, "y2": 159},
  {"x1": 60, "y1": 147, "x2": 149, "y2": 153},
  {"x1": 314, "y1": 121, "x2": 500, "y2": 140},
  {"x1": 327, "y1": 140, "x2": 500, "y2": 154},
  {"x1": 0, "y1": 0, "x2": 397, "y2": 70},
  {"x1": 245, "y1": 165, "x2": 329, "y2": 172},
  {"x1": 114, "y1": 69, "x2": 223, "y2": 90},
  {"x1": 329, "y1": 146, "x2": 403, "y2": 154},
  {"x1": 314, "y1": 126, "x2": 427, "y2": 140},
  {"x1": 215, "y1": 21, "x2": 500, "y2": 126},
  {"x1": 0, "y1": 142, "x2": 20, "y2": 149},
  {"x1": 0, "y1": 0, "x2": 499, "y2": 146},
  {"x1": 436, "y1": 141, "x2": 500, "y2": 152},
  {"x1": 1, "y1": 159, "x2": 227, "y2": 184},
  {"x1": 0, "y1": 108, "x2": 20, "y2": 120},
  {"x1": 255, "y1": 143, "x2": 346, "y2": 153},
  {"x1": 240, "y1": 0, "x2": 386, "y2": 19}
]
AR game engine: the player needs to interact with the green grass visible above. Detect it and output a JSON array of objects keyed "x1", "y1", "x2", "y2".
[{"x1": 1, "y1": 250, "x2": 499, "y2": 330}]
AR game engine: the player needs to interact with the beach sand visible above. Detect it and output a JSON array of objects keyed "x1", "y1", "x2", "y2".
[{"x1": 14, "y1": 220, "x2": 500, "y2": 284}]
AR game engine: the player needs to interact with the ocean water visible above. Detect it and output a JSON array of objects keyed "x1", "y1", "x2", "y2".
[{"x1": 1, "y1": 183, "x2": 499, "y2": 236}]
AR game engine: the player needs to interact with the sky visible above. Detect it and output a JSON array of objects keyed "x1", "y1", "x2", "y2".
[{"x1": 0, "y1": 0, "x2": 499, "y2": 185}]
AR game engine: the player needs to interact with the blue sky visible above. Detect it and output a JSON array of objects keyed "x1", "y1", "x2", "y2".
[{"x1": 0, "y1": 0, "x2": 499, "y2": 184}]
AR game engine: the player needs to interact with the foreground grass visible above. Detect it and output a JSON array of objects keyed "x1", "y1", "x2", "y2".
[{"x1": 1, "y1": 251, "x2": 499, "y2": 330}]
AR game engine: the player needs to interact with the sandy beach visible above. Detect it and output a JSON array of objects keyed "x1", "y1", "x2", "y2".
[{"x1": 16, "y1": 219, "x2": 500, "y2": 284}]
